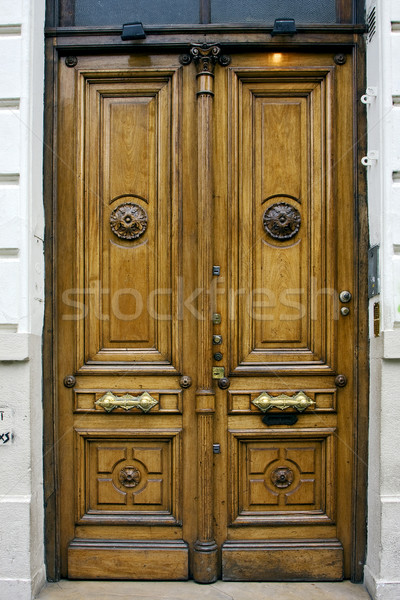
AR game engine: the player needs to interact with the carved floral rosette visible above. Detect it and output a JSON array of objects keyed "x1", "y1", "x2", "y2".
[
  {"x1": 270, "y1": 466, "x2": 294, "y2": 489},
  {"x1": 109, "y1": 202, "x2": 148, "y2": 240},
  {"x1": 119, "y1": 466, "x2": 141, "y2": 488},
  {"x1": 263, "y1": 202, "x2": 301, "y2": 241}
]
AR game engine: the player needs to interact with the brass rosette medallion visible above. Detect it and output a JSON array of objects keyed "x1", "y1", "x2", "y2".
[
  {"x1": 263, "y1": 202, "x2": 301, "y2": 241},
  {"x1": 119, "y1": 466, "x2": 141, "y2": 488},
  {"x1": 110, "y1": 202, "x2": 148, "y2": 240},
  {"x1": 271, "y1": 467, "x2": 294, "y2": 489}
]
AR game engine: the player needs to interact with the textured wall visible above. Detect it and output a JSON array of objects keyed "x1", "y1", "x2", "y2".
[
  {"x1": 365, "y1": 1, "x2": 400, "y2": 599},
  {"x1": 0, "y1": 0, "x2": 46, "y2": 598}
]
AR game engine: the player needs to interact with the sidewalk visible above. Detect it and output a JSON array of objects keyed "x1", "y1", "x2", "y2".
[{"x1": 36, "y1": 580, "x2": 371, "y2": 600}]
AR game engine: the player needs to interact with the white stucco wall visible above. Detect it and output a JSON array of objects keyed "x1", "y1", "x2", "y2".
[
  {"x1": 364, "y1": 1, "x2": 400, "y2": 599},
  {"x1": 0, "y1": 0, "x2": 46, "y2": 598}
]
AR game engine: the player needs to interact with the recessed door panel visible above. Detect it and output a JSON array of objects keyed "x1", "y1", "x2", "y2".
[
  {"x1": 71, "y1": 70, "x2": 182, "y2": 372},
  {"x1": 228, "y1": 71, "x2": 336, "y2": 373}
]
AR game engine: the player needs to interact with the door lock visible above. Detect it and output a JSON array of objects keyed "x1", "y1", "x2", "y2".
[
  {"x1": 212, "y1": 367, "x2": 225, "y2": 379},
  {"x1": 212, "y1": 313, "x2": 222, "y2": 324},
  {"x1": 213, "y1": 334, "x2": 222, "y2": 345}
]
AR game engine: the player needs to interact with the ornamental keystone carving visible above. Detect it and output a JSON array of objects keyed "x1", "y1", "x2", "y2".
[
  {"x1": 263, "y1": 202, "x2": 301, "y2": 241},
  {"x1": 119, "y1": 466, "x2": 141, "y2": 488},
  {"x1": 271, "y1": 467, "x2": 294, "y2": 489},
  {"x1": 110, "y1": 202, "x2": 148, "y2": 240}
]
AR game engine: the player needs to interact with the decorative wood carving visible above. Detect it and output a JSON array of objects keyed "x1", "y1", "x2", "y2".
[
  {"x1": 228, "y1": 428, "x2": 336, "y2": 526},
  {"x1": 109, "y1": 202, "x2": 148, "y2": 240},
  {"x1": 73, "y1": 70, "x2": 182, "y2": 373},
  {"x1": 271, "y1": 466, "x2": 294, "y2": 488},
  {"x1": 179, "y1": 43, "x2": 231, "y2": 73},
  {"x1": 76, "y1": 429, "x2": 182, "y2": 525},
  {"x1": 226, "y1": 68, "x2": 339, "y2": 374},
  {"x1": 119, "y1": 466, "x2": 141, "y2": 488},
  {"x1": 263, "y1": 202, "x2": 301, "y2": 240},
  {"x1": 185, "y1": 45, "x2": 231, "y2": 581}
]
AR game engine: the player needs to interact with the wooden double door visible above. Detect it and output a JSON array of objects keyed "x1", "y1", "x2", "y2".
[{"x1": 56, "y1": 46, "x2": 357, "y2": 582}]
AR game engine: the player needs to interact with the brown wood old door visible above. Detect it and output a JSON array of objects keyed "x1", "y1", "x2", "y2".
[{"x1": 55, "y1": 46, "x2": 358, "y2": 582}]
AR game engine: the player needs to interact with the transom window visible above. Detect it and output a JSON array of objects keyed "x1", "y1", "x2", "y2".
[{"x1": 55, "y1": 0, "x2": 360, "y2": 27}]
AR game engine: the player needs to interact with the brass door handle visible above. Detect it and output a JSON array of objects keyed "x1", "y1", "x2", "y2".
[
  {"x1": 252, "y1": 391, "x2": 315, "y2": 413},
  {"x1": 95, "y1": 391, "x2": 158, "y2": 413}
]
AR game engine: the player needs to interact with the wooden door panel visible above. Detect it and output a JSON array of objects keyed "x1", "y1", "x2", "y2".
[
  {"x1": 221, "y1": 539, "x2": 343, "y2": 581},
  {"x1": 67, "y1": 539, "x2": 189, "y2": 580},
  {"x1": 72, "y1": 69, "x2": 183, "y2": 373},
  {"x1": 227, "y1": 69, "x2": 336, "y2": 374},
  {"x1": 228, "y1": 428, "x2": 336, "y2": 525},
  {"x1": 76, "y1": 429, "x2": 182, "y2": 524}
]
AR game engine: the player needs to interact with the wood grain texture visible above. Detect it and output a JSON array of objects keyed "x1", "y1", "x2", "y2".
[
  {"x1": 192, "y1": 51, "x2": 218, "y2": 583},
  {"x1": 213, "y1": 50, "x2": 358, "y2": 582},
  {"x1": 221, "y1": 539, "x2": 343, "y2": 581},
  {"x1": 227, "y1": 68, "x2": 335, "y2": 374},
  {"x1": 47, "y1": 44, "x2": 367, "y2": 583},
  {"x1": 68, "y1": 539, "x2": 189, "y2": 580}
]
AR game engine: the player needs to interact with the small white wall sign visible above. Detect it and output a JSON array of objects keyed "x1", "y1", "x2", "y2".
[{"x1": 0, "y1": 408, "x2": 13, "y2": 444}]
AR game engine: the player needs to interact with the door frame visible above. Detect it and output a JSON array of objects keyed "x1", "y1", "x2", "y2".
[{"x1": 42, "y1": 22, "x2": 368, "y2": 583}]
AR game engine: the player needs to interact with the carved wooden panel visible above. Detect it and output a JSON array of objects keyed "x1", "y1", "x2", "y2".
[
  {"x1": 75, "y1": 429, "x2": 182, "y2": 525},
  {"x1": 228, "y1": 69, "x2": 336, "y2": 374},
  {"x1": 228, "y1": 428, "x2": 336, "y2": 525},
  {"x1": 71, "y1": 68, "x2": 182, "y2": 373}
]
